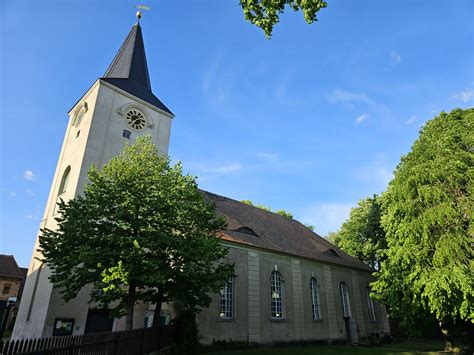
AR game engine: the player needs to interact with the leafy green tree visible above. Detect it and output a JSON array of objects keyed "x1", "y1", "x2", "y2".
[
  {"x1": 240, "y1": 0, "x2": 327, "y2": 37},
  {"x1": 305, "y1": 224, "x2": 315, "y2": 231},
  {"x1": 39, "y1": 136, "x2": 234, "y2": 330},
  {"x1": 325, "y1": 231, "x2": 341, "y2": 245},
  {"x1": 336, "y1": 195, "x2": 386, "y2": 270},
  {"x1": 372, "y1": 108, "x2": 474, "y2": 336}
]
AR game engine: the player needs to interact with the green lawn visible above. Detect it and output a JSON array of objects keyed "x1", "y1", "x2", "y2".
[{"x1": 205, "y1": 338, "x2": 464, "y2": 354}]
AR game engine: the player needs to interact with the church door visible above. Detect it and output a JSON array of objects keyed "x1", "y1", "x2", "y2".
[{"x1": 84, "y1": 309, "x2": 114, "y2": 333}]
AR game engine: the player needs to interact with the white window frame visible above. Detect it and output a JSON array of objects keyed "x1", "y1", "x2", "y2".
[
  {"x1": 271, "y1": 270, "x2": 284, "y2": 319},
  {"x1": 219, "y1": 277, "x2": 234, "y2": 319},
  {"x1": 310, "y1": 277, "x2": 321, "y2": 320},
  {"x1": 366, "y1": 287, "x2": 376, "y2": 322},
  {"x1": 340, "y1": 282, "x2": 351, "y2": 318}
]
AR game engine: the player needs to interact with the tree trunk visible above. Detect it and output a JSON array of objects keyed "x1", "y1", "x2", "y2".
[
  {"x1": 125, "y1": 281, "x2": 136, "y2": 331},
  {"x1": 439, "y1": 321, "x2": 454, "y2": 352},
  {"x1": 152, "y1": 288, "x2": 164, "y2": 328},
  {"x1": 467, "y1": 321, "x2": 473, "y2": 354}
]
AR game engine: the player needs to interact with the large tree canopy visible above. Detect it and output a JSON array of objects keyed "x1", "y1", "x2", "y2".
[
  {"x1": 240, "y1": 0, "x2": 327, "y2": 37},
  {"x1": 372, "y1": 108, "x2": 474, "y2": 328},
  {"x1": 39, "y1": 136, "x2": 233, "y2": 330},
  {"x1": 336, "y1": 194, "x2": 386, "y2": 270}
]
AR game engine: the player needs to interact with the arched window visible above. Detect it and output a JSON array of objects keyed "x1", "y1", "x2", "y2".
[
  {"x1": 310, "y1": 277, "x2": 321, "y2": 320},
  {"x1": 340, "y1": 282, "x2": 351, "y2": 318},
  {"x1": 270, "y1": 270, "x2": 283, "y2": 319},
  {"x1": 366, "y1": 287, "x2": 376, "y2": 321},
  {"x1": 58, "y1": 166, "x2": 71, "y2": 196},
  {"x1": 219, "y1": 277, "x2": 234, "y2": 319}
]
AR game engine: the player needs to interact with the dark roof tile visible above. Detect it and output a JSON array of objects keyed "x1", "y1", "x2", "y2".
[
  {"x1": 202, "y1": 191, "x2": 373, "y2": 272},
  {"x1": 0, "y1": 255, "x2": 23, "y2": 279},
  {"x1": 102, "y1": 24, "x2": 173, "y2": 115}
]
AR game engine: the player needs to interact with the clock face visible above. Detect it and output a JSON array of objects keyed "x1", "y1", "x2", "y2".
[{"x1": 126, "y1": 109, "x2": 146, "y2": 130}]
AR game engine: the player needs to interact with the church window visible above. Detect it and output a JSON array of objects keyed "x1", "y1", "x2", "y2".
[
  {"x1": 2, "y1": 283, "x2": 11, "y2": 294},
  {"x1": 76, "y1": 130, "x2": 81, "y2": 138},
  {"x1": 233, "y1": 227, "x2": 259, "y2": 237},
  {"x1": 270, "y1": 270, "x2": 283, "y2": 319},
  {"x1": 310, "y1": 277, "x2": 321, "y2": 320},
  {"x1": 126, "y1": 109, "x2": 146, "y2": 130},
  {"x1": 73, "y1": 101, "x2": 88, "y2": 127},
  {"x1": 58, "y1": 166, "x2": 71, "y2": 196},
  {"x1": 219, "y1": 277, "x2": 234, "y2": 319},
  {"x1": 366, "y1": 287, "x2": 376, "y2": 321},
  {"x1": 123, "y1": 130, "x2": 131, "y2": 139},
  {"x1": 340, "y1": 282, "x2": 351, "y2": 318}
]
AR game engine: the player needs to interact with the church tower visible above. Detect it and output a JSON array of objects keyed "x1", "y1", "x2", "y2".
[{"x1": 13, "y1": 23, "x2": 174, "y2": 339}]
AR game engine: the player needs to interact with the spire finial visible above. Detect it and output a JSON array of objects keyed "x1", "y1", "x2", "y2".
[{"x1": 135, "y1": 4, "x2": 151, "y2": 24}]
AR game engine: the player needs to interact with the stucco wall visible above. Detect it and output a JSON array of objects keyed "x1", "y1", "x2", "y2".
[
  {"x1": 0, "y1": 277, "x2": 22, "y2": 302},
  {"x1": 12, "y1": 81, "x2": 173, "y2": 340},
  {"x1": 198, "y1": 243, "x2": 389, "y2": 345}
]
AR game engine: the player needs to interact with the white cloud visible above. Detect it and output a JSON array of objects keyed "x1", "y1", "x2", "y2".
[
  {"x1": 24, "y1": 170, "x2": 36, "y2": 181},
  {"x1": 356, "y1": 114, "x2": 367, "y2": 125},
  {"x1": 256, "y1": 152, "x2": 279, "y2": 163},
  {"x1": 327, "y1": 89, "x2": 374, "y2": 107},
  {"x1": 297, "y1": 202, "x2": 355, "y2": 236},
  {"x1": 353, "y1": 153, "x2": 394, "y2": 192},
  {"x1": 406, "y1": 115, "x2": 417, "y2": 125},
  {"x1": 24, "y1": 214, "x2": 38, "y2": 220},
  {"x1": 390, "y1": 50, "x2": 401, "y2": 64},
  {"x1": 25, "y1": 189, "x2": 36, "y2": 196},
  {"x1": 453, "y1": 87, "x2": 474, "y2": 103},
  {"x1": 202, "y1": 54, "x2": 230, "y2": 104}
]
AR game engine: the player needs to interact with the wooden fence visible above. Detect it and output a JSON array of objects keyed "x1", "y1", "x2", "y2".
[{"x1": 0, "y1": 325, "x2": 175, "y2": 355}]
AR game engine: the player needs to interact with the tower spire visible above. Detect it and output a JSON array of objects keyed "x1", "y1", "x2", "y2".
[{"x1": 101, "y1": 22, "x2": 173, "y2": 115}]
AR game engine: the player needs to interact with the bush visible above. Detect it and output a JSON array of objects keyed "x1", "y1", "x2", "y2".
[{"x1": 170, "y1": 310, "x2": 201, "y2": 354}]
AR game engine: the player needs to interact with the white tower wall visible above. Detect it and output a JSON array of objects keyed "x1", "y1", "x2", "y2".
[{"x1": 13, "y1": 80, "x2": 173, "y2": 339}]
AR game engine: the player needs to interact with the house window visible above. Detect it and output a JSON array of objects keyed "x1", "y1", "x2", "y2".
[
  {"x1": 58, "y1": 166, "x2": 71, "y2": 196},
  {"x1": 2, "y1": 283, "x2": 11, "y2": 294},
  {"x1": 366, "y1": 287, "x2": 376, "y2": 321},
  {"x1": 271, "y1": 270, "x2": 283, "y2": 319},
  {"x1": 340, "y1": 282, "x2": 351, "y2": 318},
  {"x1": 123, "y1": 130, "x2": 131, "y2": 139},
  {"x1": 219, "y1": 277, "x2": 234, "y2": 319},
  {"x1": 310, "y1": 278, "x2": 321, "y2": 320}
]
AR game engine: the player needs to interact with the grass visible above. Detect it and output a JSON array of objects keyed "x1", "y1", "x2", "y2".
[{"x1": 205, "y1": 338, "x2": 464, "y2": 354}]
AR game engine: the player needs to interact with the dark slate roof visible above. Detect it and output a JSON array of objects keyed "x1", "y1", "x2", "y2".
[
  {"x1": 100, "y1": 78, "x2": 172, "y2": 115},
  {"x1": 101, "y1": 24, "x2": 173, "y2": 116},
  {"x1": 202, "y1": 191, "x2": 373, "y2": 272},
  {"x1": 0, "y1": 255, "x2": 23, "y2": 279}
]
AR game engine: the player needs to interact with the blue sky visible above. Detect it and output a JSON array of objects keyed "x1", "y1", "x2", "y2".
[{"x1": 1, "y1": 0, "x2": 473, "y2": 267}]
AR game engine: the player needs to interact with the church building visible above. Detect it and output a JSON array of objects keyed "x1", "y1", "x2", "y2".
[{"x1": 13, "y1": 21, "x2": 390, "y2": 344}]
